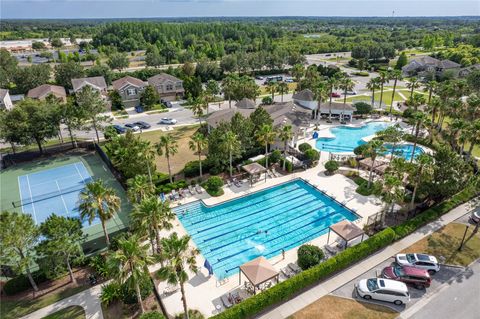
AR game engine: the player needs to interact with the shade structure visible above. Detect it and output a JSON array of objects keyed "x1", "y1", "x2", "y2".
[
  {"x1": 241, "y1": 162, "x2": 267, "y2": 175},
  {"x1": 327, "y1": 220, "x2": 365, "y2": 249},
  {"x1": 359, "y1": 157, "x2": 386, "y2": 169},
  {"x1": 239, "y1": 256, "x2": 279, "y2": 294}
]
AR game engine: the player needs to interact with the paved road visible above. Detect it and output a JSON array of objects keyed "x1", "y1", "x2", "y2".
[{"x1": 404, "y1": 259, "x2": 480, "y2": 319}]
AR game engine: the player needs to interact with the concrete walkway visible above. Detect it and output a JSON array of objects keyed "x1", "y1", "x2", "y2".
[
  {"x1": 19, "y1": 284, "x2": 103, "y2": 319},
  {"x1": 256, "y1": 198, "x2": 478, "y2": 319}
]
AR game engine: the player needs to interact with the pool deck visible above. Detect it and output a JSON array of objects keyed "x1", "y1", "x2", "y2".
[{"x1": 159, "y1": 154, "x2": 384, "y2": 318}]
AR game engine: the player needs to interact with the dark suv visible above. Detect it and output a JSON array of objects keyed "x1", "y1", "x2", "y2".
[{"x1": 382, "y1": 265, "x2": 431, "y2": 289}]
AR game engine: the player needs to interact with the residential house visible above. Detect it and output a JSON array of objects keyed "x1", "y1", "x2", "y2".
[
  {"x1": 0, "y1": 89, "x2": 13, "y2": 110},
  {"x1": 458, "y1": 64, "x2": 480, "y2": 78},
  {"x1": 402, "y1": 56, "x2": 461, "y2": 78},
  {"x1": 71, "y1": 76, "x2": 108, "y2": 98},
  {"x1": 112, "y1": 76, "x2": 146, "y2": 108},
  {"x1": 147, "y1": 73, "x2": 184, "y2": 101},
  {"x1": 27, "y1": 84, "x2": 67, "y2": 102}
]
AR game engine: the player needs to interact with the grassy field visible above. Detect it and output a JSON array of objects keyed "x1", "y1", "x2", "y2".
[
  {"x1": 1, "y1": 286, "x2": 87, "y2": 319},
  {"x1": 260, "y1": 82, "x2": 297, "y2": 95},
  {"x1": 341, "y1": 91, "x2": 404, "y2": 106},
  {"x1": 42, "y1": 306, "x2": 85, "y2": 319},
  {"x1": 401, "y1": 222, "x2": 480, "y2": 267},
  {"x1": 288, "y1": 295, "x2": 397, "y2": 319},
  {"x1": 139, "y1": 125, "x2": 203, "y2": 175}
]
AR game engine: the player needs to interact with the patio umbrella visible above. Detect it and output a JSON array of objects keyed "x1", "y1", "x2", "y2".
[{"x1": 204, "y1": 259, "x2": 214, "y2": 276}]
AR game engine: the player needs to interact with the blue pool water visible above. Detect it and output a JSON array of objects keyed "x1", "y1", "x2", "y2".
[
  {"x1": 384, "y1": 144, "x2": 424, "y2": 162},
  {"x1": 175, "y1": 179, "x2": 358, "y2": 279},
  {"x1": 316, "y1": 121, "x2": 423, "y2": 160}
]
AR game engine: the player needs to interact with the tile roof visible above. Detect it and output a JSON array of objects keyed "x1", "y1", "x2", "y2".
[
  {"x1": 235, "y1": 98, "x2": 256, "y2": 109},
  {"x1": 27, "y1": 84, "x2": 66, "y2": 99},
  {"x1": 71, "y1": 76, "x2": 107, "y2": 92},
  {"x1": 292, "y1": 89, "x2": 315, "y2": 101},
  {"x1": 147, "y1": 73, "x2": 182, "y2": 86}
]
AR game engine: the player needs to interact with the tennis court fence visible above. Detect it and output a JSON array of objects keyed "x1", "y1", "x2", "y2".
[{"x1": 93, "y1": 143, "x2": 127, "y2": 190}]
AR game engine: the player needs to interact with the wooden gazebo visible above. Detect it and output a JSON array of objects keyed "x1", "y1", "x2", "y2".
[
  {"x1": 241, "y1": 162, "x2": 267, "y2": 184},
  {"x1": 327, "y1": 220, "x2": 365, "y2": 250}
]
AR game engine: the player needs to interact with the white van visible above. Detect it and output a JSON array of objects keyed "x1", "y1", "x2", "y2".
[{"x1": 355, "y1": 278, "x2": 410, "y2": 305}]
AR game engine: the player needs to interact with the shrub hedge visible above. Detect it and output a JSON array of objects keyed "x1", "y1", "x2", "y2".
[
  {"x1": 183, "y1": 160, "x2": 211, "y2": 178},
  {"x1": 297, "y1": 245, "x2": 325, "y2": 270},
  {"x1": 211, "y1": 228, "x2": 396, "y2": 319},
  {"x1": 156, "y1": 180, "x2": 188, "y2": 194},
  {"x1": 3, "y1": 270, "x2": 48, "y2": 295},
  {"x1": 298, "y1": 143, "x2": 312, "y2": 153}
]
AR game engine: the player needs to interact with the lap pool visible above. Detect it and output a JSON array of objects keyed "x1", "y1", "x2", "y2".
[{"x1": 174, "y1": 179, "x2": 358, "y2": 279}]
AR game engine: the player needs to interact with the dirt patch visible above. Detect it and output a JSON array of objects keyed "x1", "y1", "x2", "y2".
[{"x1": 102, "y1": 294, "x2": 161, "y2": 319}]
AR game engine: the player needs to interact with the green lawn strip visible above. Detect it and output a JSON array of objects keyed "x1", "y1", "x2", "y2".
[
  {"x1": 402, "y1": 222, "x2": 480, "y2": 267},
  {"x1": 1, "y1": 286, "x2": 87, "y2": 319},
  {"x1": 41, "y1": 305, "x2": 86, "y2": 319}
]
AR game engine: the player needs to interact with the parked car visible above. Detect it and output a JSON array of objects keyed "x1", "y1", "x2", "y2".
[
  {"x1": 285, "y1": 78, "x2": 294, "y2": 83},
  {"x1": 345, "y1": 90, "x2": 357, "y2": 95},
  {"x1": 111, "y1": 125, "x2": 126, "y2": 134},
  {"x1": 395, "y1": 253, "x2": 440, "y2": 274},
  {"x1": 255, "y1": 76, "x2": 264, "y2": 80},
  {"x1": 382, "y1": 265, "x2": 431, "y2": 289},
  {"x1": 355, "y1": 278, "x2": 410, "y2": 305},
  {"x1": 159, "y1": 118, "x2": 177, "y2": 125},
  {"x1": 135, "y1": 105, "x2": 144, "y2": 113},
  {"x1": 160, "y1": 99, "x2": 173, "y2": 108},
  {"x1": 470, "y1": 210, "x2": 480, "y2": 224},
  {"x1": 330, "y1": 92, "x2": 341, "y2": 98},
  {"x1": 133, "y1": 121, "x2": 151, "y2": 129},
  {"x1": 124, "y1": 123, "x2": 140, "y2": 132}
]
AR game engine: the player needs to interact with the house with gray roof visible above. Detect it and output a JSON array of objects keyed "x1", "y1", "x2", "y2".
[
  {"x1": 112, "y1": 76, "x2": 146, "y2": 108},
  {"x1": 27, "y1": 84, "x2": 67, "y2": 102},
  {"x1": 71, "y1": 76, "x2": 108, "y2": 98},
  {"x1": 292, "y1": 89, "x2": 317, "y2": 110},
  {"x1": 458, "y1": 64, "x2": 480, "y2": 78},
  {"x1": 147, "y1": 73, "x2": 184, "y2": 101},
  {"x1": 402, "y1": 56, "x2": 461, "y2": 78},
  {"x1": 0, "y1": 89, "x2": 13, "y2": 110},
  {"x1": 235, "y1": 98, "x2": 256, "y2": 109}
]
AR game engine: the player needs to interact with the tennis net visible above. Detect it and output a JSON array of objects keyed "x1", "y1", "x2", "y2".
[{"x1": 13, "y1": 183, "x2": 86, "y2": 208}]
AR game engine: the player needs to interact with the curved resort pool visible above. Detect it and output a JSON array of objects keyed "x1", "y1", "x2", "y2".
[
  {"x1": 315, "y1": 121, "x2": 424, "y2": 161},
  {"x1": 174, "y1": 179, "x2": 358, "y2": 279}
]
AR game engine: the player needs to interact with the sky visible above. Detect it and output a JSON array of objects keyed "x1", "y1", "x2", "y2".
[{"x1": 1, "y1": 0, "x2": 479, "y2": 19}]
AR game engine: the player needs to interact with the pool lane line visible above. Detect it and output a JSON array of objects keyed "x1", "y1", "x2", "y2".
[
  {"x1": 25, "y1": 174, "x2": 38, "y2": 224},
  {"x1": 184, "y1": 185, "x2": 303, "y2": 224},
  {"x1": 55, "y1": 180, "x2": 70, "y2": 216},
  {"x1": 192, "y1": 188, "x2": 309, "y2": 234}
]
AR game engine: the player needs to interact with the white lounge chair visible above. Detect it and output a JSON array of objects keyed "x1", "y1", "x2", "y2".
[
  {"x1": 188, "y1": 185, "x2": 195, "y2": 195},
  {"x1": 288, "y1": 263, "x2": 301, "y2": 274},
  {"x1": 221, "y1": 295, "x2": 233, "y2": 308},
  {"x1": 227, "y1": 180, "x2": 233, "y2": 187},
  {"x1": 171, "y1": 189, "x2": 180, "y2": 200},
  {"x1": 195, "y1": 184, "x2": 203, "y2": 194}
]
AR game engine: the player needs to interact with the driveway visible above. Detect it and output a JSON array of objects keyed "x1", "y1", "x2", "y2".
[{"x1": 331, "y1": 257, "x2": 464, "y2": 312}]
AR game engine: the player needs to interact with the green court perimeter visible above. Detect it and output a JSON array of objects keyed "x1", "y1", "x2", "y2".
[{"x1": 0, "y1": 151, "x2": 131, "y2": 253}]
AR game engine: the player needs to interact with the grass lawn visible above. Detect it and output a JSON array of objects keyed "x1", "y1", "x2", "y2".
[
  {"x1": 1, "y1": 286, "x2": 87, "y2": 319},
  {"x1": 341, "y1": 90, "x2": 404, "y2": 106},
  {"x1": 42, "y1": 306, "x2": 85, "y2": 319},
  {"x1": 401, "y1": 222, "x2": 480, "y2": 267},
  {"x1": 288, "y1": 295, "x2": 397, "y2": 319},
  {"x1": 260, "y1": 82, "x2": 297, "y2": 95},
  {"x1": 139, "y1": 125, "x2": 203, "y2": 175}
]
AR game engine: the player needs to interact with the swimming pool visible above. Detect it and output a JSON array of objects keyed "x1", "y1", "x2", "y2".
[
  {"x1": 174, "y1": 179, "x2": 358, "y2": 279},
  {"x1": 316, "y1": 121, "x2": 423, "y2": 160}
]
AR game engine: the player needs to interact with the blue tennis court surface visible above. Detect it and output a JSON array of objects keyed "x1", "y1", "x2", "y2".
[
  {"x1": 175, "y1": 179, "x2": 358, "y2": 279},
  {"x1": 18, "y1": 161, "x2": 96, "y2": 227}
]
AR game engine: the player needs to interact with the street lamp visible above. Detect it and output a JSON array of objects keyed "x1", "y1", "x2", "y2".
[{"x1": 458, "y1": 224, "x2": 470, "y2": 251}]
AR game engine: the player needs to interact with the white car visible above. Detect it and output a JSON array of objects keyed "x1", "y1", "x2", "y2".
[
  {"x1": 395, "y1": 253, "x2": 440, "y2": 274},
  {"x1": 159, "y1": 118, "x2": 177, "y2": 125},
  {"x1": 470, "y1": 211, "x2": 480, "y2": 224},
  {"x1": 356, "y1": 278, "x2": 410, "y2": 305}
]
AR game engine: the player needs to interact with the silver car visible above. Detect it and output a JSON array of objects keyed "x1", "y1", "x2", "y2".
[
  {"x1": 159, "y1": 118, "x2": 177, "y2": 125},
  {"x1": 395, "y1": 253, "x2": 440, "y2": 274}
]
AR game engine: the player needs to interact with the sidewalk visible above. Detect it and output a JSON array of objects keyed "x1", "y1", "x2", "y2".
[
  {"x1": 19, "y1": 285, "x2": 103, "y2": 319},
  {"x1": 256, "y1": 198, "x2": 477, "y2": 319}
]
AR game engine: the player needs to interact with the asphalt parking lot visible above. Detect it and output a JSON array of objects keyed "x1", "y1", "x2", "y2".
[{"x1": 331, "y1": 257, "x2": 464, "y2": 312}]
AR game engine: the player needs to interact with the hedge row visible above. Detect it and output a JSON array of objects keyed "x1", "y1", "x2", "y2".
[
  {"x1": 212, "y1": 228, "x2": 396, "y2": 319},
  {"x1": 212, "y1": 185, "x2": 479, "y2": 319},
  {"x1": 392, "y1": 185, "x2": 478, "y2": 239},
  {"x1": 3, "y1": 271, "x2": 48, "y2": 296}
]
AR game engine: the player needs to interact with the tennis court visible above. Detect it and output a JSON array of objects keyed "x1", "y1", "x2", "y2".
[
  {"x1": 1, "y1": 152, "x2": 131, "y2": 251},
  {"x1": 17, "y1": 161, "x2": 97, "y2": 227}
]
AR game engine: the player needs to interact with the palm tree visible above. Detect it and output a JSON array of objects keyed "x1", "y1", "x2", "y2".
[
  {"x1": 361, "y1": 140, "x2": 386, "y2": 188},
  {"x1": 338, "y1": 76, "x2": 354, "y2": 122},
  {"x1": 157, "y1": 233, "x2": 199, "y2": 319},
  {"x1": 156, "y1": 134, "x2": 178, "y2": 183},
  {"x1": 409, "y1": 92, "x2": 425, "y2": 113},
  {"x1": 188, "y1": 133, "x2": 207, "y2": 178},
  {"x1": 79, "y1": 180, "x2": 121, "y2": 246},
  {"x1": 388, "y1": 70, "x2": 402, "y2": 117},
  {"x1": 256, "y1": 124, "x2": 277, "y2": 169},
  {"x1": 131, "y1": 196, "x2": 175, "y2": 255},
  {"x1": 127, "y1": 174, "x2": 155, "y2": 203},
  {"x1": 278, "y1": 125, "x2": 293, "y2": 171},
  {"x1": 189, "y1": 96, "x2": 206, "y2": 126},
  {"x1": 107, "y1": 234, "x2": 154, "y2": 314},
  {"x1": 448, "y1": 118, "x2": 467, "y2": 152},
  {"x1": 376, "y1": 124, "x2": 404, "y2": 162},
  {"x1": 291, "y1": 64, "x2": 305, "y2": 83},
  {"x1": 378, "y1": 71, "x2": 389, "y2": 110},
  {"x1": 409, "y1": 153, "x2": 434, "y2": 209},
  {"x1": 222, "y1": 131, "x2": 241, "y2": 177},
  {"x1": 366, "y1": 77, "x2": 381, "y2": 109},
  {"x1": 466, "y1": 119, "x2": 480, "y2": 159},
  {"x1": 406, "y1": 77, "x2": 420, "y2": 100},
  {"x1": 277, "y1": 82, "x2": 289, "y2": 102},
  {"x1": 314, "y1": 80, "x2": 328, "y2": 120},
  {"x1": 409, "y1": 111, "x2": 427, "y2": 163},
  {"x1": 423, "y1": 80, "x2": 437, "y2": 105},
  {"x1": 266, "y1": 81, "x2": 278, "y2": 101},
  {"x1": 382, "y1": 174, "x2": 403, "y2": 215},
  {"x1": 326, "y1": 75, "x2": 339, "y2": 122},
  {"x1": 222, "y1": 75, "x2": 237, "y2": 109}
]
